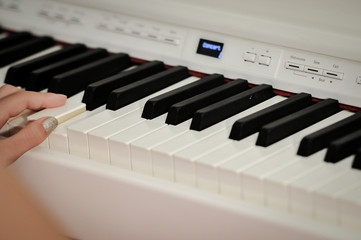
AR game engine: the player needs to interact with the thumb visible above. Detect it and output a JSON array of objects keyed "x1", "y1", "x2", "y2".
[{"x1": 0, "y1": 117, "x2": 58, "y2": 168}]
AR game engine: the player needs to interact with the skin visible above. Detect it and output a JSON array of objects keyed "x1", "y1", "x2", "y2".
[
  {"x1": 0, "y1": 84, "x2": 70, "y2": 239},
  {"x1": 0, "y1": 84, "x2": 66, "y2": 167}
]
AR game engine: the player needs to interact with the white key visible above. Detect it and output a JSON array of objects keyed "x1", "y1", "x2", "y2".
[
  {"x1": 65, "y1": 66, "x2": 148, "y2": 158},
  {"x1": 88, "y1": 109, "x2": 145, "y2": 163},
  {"x1": 109, "y1": 115, "x2": 166, "y2": 169},
  {"x1": 338, "y1": 180, "x2": 361, "y2": 231},
  {"x1": 27, "y1": 100, "x2": 86, "y2": 124},
  {"x1": 242, "y1": 146, "x2": 297, "y2": 204},
  {"x1": 266, "y1": 151, "x2": 325, "y2": 211},
  {"x1": 218, "y1": 136, "x2": 293, "y2": 199},
  {"x1": 67, "y1": 76, "x2": 198, "y2": 159},
  {"x1": 175, "y1": 129, "x2": 229, "y2": 186},
  {"x1": 5, "y1": 91, "x2": 85, "y2": 137},
  {"x1": 130, "y1": 120, "x2": 191, "y2": 176},
  {"x1": 1, "y1": 110, "x2": 28, "y2": 137},
  {"x1": 49, "y1": 106, "x2": 106, "y2": 153},
  {"x1": 88, "y1": 76, "x2": 199, "y2": 163},
  {"x1": 288, "y1": 157, "x2": 352, "y2": 218},
  {"x1": 241, "y1": 111, "x2": 354, "y2": 206},
  {"x1": 46, "y1": 90, "x2": 94, "y2": 153},
  {"x1": 3, "y1": 91, "x2": 84, "y2": 139},
  {"x1": 0, "y1": 124, "x2": 9, "y2": 137},
  {"x1": 67, "y1": 91, "x2": 85, "y2": 103},
  {"x1": 68, "y1": 103, "x2": 140, "y2": 158},
  {"x1": 2, "y1": 110, "x2": 50, "y2": 148},
  {"x1": 48, "y1": 88, "x2": 130, "y2": 153},
  {"x1": 151, "y1": 119, "x2": 225, "y2": 181},
  {"x1": 311, "y1": 159, "x2": 361, "y2": 225},
  {"x1": 107, "y1": 77, "x2": 199, "y2": 168},
  {"x1": 5, "y1": 113, "x2": 30, "y2": 136},
  {"x1": 139, "y1": 80, "x2": 278, "y2": 180},
  {"x1": 219, "y1": 110, "x2": 354, "y2": 202},
  {"x1": 150, "y1": 91, "x2": 285, "y2": 183},
  {"x1": 186, "y1": 96, "x2": 285, "y2": 190},
  {"x1": 262, "y1": 111, "x2": 354, "y2": 210}
]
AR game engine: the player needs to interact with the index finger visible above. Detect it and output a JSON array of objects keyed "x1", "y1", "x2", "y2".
[
  {"x1": 0, "y1": 90, "x2": 67, "y2": 127},
  {"x1": 0, "y1": 84, "x2": 22, "y2": 99}
]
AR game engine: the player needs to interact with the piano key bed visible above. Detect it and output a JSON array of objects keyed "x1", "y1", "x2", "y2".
[{"x1": 1, "y1": 17, "x2": 361, "y2": 240}]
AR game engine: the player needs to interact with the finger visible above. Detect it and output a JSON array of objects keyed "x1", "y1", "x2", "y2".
[
  {"x1": 0, "y1": 91, "x2": 66, "y2": 127},
  {"x1": 0, "y1": 117, "x2": 58, "y2": 168},
  {"x1": 0, "y1": 84, "x2": 22, "y2": 99}
]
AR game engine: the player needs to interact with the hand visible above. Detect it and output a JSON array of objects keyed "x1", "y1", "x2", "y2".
[
  {"x1": 0, "y1": 84, "x2": 66, "y2": 168},
  {"x1": 0, "y1": 85, "x2": 70, "y2": 239}
]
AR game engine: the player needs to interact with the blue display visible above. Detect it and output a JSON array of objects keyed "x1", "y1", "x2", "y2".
[{"x1": 196, "y1": 38, "x2": 224, "y2": 59}]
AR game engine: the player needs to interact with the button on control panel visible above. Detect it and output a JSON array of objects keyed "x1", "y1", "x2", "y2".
[
  {"x1": 0, "y1": 0, "x2": 20, "y2": 11},
  {"x1": 243, "y1": 52, "x2": 271, "y2": 66},
  {"x1": 285, "y1": 61, "x2": 344, "y2": 80},
  {"x1": 259, "y1": 55, "x2": 271, "y2": 66},
  {"x1": 357, "y1": 76, "x2": 361, "y2": 85},
  {"x1": 97, "y1": 17, "x2": 181, "y2": 46},
  {"x1": 243, "y1": 52, "x2": 257, "y2": 63}
]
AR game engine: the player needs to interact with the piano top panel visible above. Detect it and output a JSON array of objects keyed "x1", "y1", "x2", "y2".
[
  {"x1": 0, "y1": 0, "x2": 360, "y2": 109},
  {"x1": 58, "y1": 0, "x2": 361, "y2": 63}
]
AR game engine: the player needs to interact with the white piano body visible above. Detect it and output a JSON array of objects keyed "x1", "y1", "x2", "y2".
[{"x1": 1, "y1": 0, "x2": 361, "y2": 239}]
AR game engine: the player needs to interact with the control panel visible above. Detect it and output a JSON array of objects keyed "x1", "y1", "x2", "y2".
[
  {"x1": 97, "y1": 17, "x2": 181, "y2": 46},
  {"x1": 285, "y1": 62, "x2": 343, "y2": 80},
  {"x1": 0, "y1": 0, "x2": 360, "y2": 108}
]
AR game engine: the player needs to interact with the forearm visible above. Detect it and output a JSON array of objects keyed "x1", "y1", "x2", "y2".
[{"x1": 0, "y1": 167, "x2": 69, "y2": 240}]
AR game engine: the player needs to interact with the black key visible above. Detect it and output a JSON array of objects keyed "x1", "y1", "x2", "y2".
[
  {"x1": 166, "y1": 79, "x2": 249, "y2": 125},
  {"x1": 256, "y1": 99, "x2": 340, "y2": 147},
  {"x1": 84, "y1": 61, "x2": 165, "y2": 110},
  {"x1": 106, "y1": 66, "x2": 189, "y2": 111},
  {"x1": 229, "y1": 93, "x2": 313, "y2": 140},
  {"x1": 5, "y1": 43, "x2": 87, "y2": 87},
  {"x1": 142, "y1": 74, "x2": 225, "y2": 120},
  {"x1": 47, "y1": 53, "x2": 131, "y2": 97},
  {"x1": 190, "y1": 84, "x2": 274, "y2": 131},
  {"x1": 0, "y1": 31, "x2": 33, "y2": 50},
  {"x1": 0, "y1": 36, "x2": 55, "y2": 67},
  {"x1": 298, "y1": 111, "x2": 361, "y2": 157},
  {"x1": 26, "y1": 48, "x2": 108, "y2": 91},
  {"x1": 352, "y1": 148, "x2": 361, "y2": 170},
  {"x1": 324, "y1": 129, "x2": 361, "y2": 163}
]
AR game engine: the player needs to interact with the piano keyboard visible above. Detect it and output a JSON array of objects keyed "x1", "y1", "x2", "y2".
[{"x1": 1, "y1": 1, "x2": 361, "y2": 239}]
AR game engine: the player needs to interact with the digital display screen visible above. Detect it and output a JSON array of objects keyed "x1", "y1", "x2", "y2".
[{"x1": 196, "y1": 38, "x2": 224, "y2": 59}]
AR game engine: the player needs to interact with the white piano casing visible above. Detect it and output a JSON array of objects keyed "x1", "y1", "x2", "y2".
[
  {"x1": 1, "y1": 0, "x2": 360, "y2": 107},
  {"x1": 63, "y1": 0, "x2": 361, "y2": 63},
  {"x1": 11, "y1": 148, "x2": 360, "y2": 240},
  {"x1": 1, "y1": 0, "x2": 361, "y2": 239}
]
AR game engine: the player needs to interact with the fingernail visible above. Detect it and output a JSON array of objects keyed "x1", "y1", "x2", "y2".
[{"x1": 42, "y1": 117, "x2": 58, "y2": 134}]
